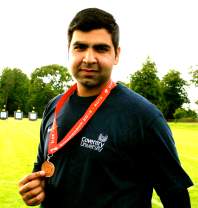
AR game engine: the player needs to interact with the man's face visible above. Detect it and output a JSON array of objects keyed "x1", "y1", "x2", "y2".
[{"x1": 68, "y1": 29, "x2": 120, "y2": 88}]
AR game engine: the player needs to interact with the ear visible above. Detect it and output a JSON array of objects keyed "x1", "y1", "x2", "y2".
[{"x1": 114, "y1": 47, "x2": 121, "y2": 65}]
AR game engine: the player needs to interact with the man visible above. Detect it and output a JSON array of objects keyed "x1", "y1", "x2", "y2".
[{"x1": 19, "y1": 8, "x2": 193, "y2": 207}]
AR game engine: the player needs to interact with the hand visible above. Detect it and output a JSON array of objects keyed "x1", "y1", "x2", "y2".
[{"x1": 18, "y1": 171, "x2": 46, "y2": 206}]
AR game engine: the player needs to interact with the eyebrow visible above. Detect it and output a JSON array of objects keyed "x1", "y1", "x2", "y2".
[{"x1": 72, "y1": 41, "x2": 111, "y2": 49}]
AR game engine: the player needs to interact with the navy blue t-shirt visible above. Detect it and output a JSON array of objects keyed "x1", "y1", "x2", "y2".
[{"x1": 34, "y1": 84, "x2": 193, "y2": 208}]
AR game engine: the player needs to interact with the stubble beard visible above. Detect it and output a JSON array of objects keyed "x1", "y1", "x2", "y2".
[
  {"x1": 77, "y1": 75, "x2": 108, "y2": 89},
  {"x1": 73, "y1": 64, "x2": 111, "y2": 89}
]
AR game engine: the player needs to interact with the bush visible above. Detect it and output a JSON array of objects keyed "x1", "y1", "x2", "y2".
[
  {"x1": 175, "y1": 117, "x2": 198, "y2": 122},
  {"x1": 174, "y1": 108, "x2": 198, "y2": 120}
]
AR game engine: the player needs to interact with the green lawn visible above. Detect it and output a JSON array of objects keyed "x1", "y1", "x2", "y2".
[
  {"x1": 0, "y1": 118, "x2": 41, "y2": 208},
  {"x1": 0, "y1": 119, "x2": 197, "y2": 207}
]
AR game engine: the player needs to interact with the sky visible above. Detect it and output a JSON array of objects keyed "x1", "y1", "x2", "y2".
[{"x1": 0, "y1": 0, "x2": 197, "y2": 110}]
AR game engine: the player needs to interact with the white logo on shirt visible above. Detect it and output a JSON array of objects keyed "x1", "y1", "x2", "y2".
[{"x1": 80, "y1": 134, "x2": 108, "y2": 152}]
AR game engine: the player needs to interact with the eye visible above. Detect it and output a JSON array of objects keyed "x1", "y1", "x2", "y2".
[
  {"x1": 73, "y1": 44, "x2": 87, "y2": 51},
  {"x1": 94, "y1": 45, "x2": 110, "y2": 53}
]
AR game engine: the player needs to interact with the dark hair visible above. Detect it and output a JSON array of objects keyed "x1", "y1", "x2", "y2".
[{"x1": 68, "y1": 8, "x2": 119, "y2": 52}]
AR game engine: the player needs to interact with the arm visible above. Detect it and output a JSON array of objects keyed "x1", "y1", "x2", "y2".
[
  {"x1": 144, "y1": 115, "x2": 193, "y2": 207},
  {"x1": 33, "y1": 95, "x2": 61, "y2": 172},
  {"x1": 19, "y1": 96, "x2": 61, "y2": 205}
]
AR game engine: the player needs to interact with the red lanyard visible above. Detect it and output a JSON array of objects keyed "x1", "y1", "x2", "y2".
[{"x1": 48, "y1": 80, "x2": 116, "y2": 155}]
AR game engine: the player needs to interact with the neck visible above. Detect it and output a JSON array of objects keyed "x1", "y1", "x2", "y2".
[{"x1": 76, "y1": 81, "x2": 109, "y2": 97}]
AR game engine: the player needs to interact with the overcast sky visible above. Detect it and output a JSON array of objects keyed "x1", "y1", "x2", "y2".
[{"x1": 0, "y1": 0, "x2": 197, "y2": 109}]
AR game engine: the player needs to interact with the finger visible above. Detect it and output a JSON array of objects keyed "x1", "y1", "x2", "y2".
[
  {"x1": 22, "y1": 186, "x2": 44, "y2": 201},
  {"x1": 25, "y1": 190, "x2": 45, "y2": 206},
  {"x1": 19, "y1": 178, "x2": 42, "y2": 195},
  {"x1": 18, "y1": 171, "x2": 45, "y2": 187}
]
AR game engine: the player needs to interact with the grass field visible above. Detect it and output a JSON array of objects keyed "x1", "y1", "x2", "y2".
[{"x1": 0, "y1": 118, "x2": 197, "y2": 208}]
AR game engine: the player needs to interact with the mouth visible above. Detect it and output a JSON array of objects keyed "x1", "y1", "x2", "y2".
[{"x1": 80, "y1": 68, "x2": 99, "y2": 74}]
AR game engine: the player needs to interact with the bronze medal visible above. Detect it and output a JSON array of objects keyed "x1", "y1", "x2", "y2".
[{"x1": 41, "y1": 161, "x2": 55, "y2": 177}]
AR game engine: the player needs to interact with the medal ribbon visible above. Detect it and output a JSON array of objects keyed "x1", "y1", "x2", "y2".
[{"x1": 48, "y1": 80, "x2": 116, "y2": 155}]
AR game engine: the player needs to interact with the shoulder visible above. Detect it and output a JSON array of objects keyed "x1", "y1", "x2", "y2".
[
  {"x1": 110, "y1": 83, "x2": 163, "y2": 125},
  {"x1": 41, "y1": 94, "x2": 63, "y2": 122},
  {"x1": 114, "y1": 83, "x2": 154, "y2": 105}
]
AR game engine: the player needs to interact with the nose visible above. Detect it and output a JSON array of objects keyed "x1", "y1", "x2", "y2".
[{"x1": 82, "y1": 48, "x2": 97, "y2": 64}]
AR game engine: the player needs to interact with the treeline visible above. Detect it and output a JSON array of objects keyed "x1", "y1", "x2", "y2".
[
  {"x1": 0, "y1": 58, "x2": 198, "y2": 119},
  {"x1": 0, "y1": 64, "x2": 72, "y2": 117},
  {"x1": 124, "y1": 57, "x2": 198, "y2": 120}
]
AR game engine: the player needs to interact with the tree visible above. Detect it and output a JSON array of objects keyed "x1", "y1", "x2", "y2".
[
  {"x1": 28, "y1": 64, "x2": 72, "y2": 117},
  {"x1": 0, "y1": 68, "x2": 29, "y2": 115},
  {"x1": 190, "y1": 66, "x2": 198, "y2": 86},
  {"x1": 190, "y1": 66, "x2": 198, "y2": 106},
  {"x1": 161, "y1": 69, "x2": 189, "y2": 119},
  {"x1": 129, "y1": 57, "x2": 162, "y2": 109}
]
